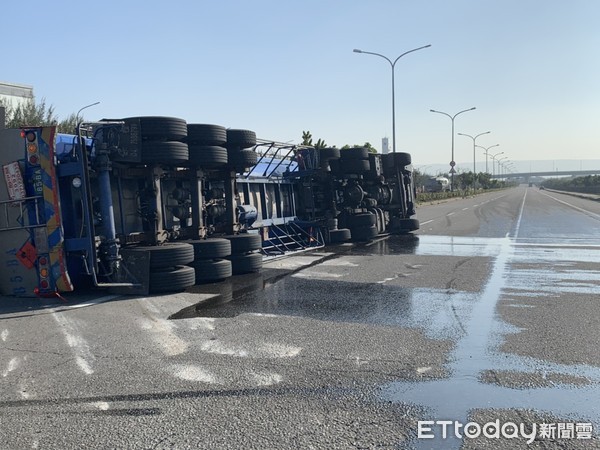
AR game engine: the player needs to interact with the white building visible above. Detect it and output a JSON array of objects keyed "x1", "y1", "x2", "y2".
[
  {"x1": 382, "y1": 137, "x2": 389, "y2": 154},
  {"x1": 0, "y1": 81, "x2": 34, "y2": 108}
]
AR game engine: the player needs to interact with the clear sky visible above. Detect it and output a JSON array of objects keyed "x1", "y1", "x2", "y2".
[{"x1": 2, "y1": 0, "x2": 599, "y2": 172}]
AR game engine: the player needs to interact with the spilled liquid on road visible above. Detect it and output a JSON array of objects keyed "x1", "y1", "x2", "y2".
[{"x1": 174, "y1": 233, "x2": 600, "y2": 447}]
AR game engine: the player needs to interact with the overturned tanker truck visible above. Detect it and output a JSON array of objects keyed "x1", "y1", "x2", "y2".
[{"x1": 0, "y1": 115, "x2": 418, "y2": 297}]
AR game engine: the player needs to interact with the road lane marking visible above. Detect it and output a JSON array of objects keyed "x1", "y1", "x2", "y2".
[
  {"x1": 447, "y1": 212, "x2": 455, "y2": 216},
  {"x1": 420, "y1": 219, "x2": 434, "y2": 225},
  {"x1": 512, "y1": 188, "x2": 528, "y2": 238},
  {"x1": 91, "y1": 401, "x2": 110, "y2": 410},
  {"x1": 172, "y1": 364, "x2": 219, "y2": 384},
  {"x1": 542, "y1": 192, "x2": 600, "y2": 221},
  {"x1": 52, "y1": 311, "x2": 95, "y2": 375},
  {"x1": 462, "y1": 207, "x2": 469, "y2": 211},
  {"x1": 64, "y1": 295, "x2": 120, "y2": 310},
  {"x1": 1, "y1": 329, "x2": 8, "y2": 341},
  {"x1": 139, "y1": 316, "x2": 188, "y2": 357},
  {"x1": 250, "y1": 370, "x2": 283, "y2": 386},
  {"x1": 2, "y1": 356, "x2": 20, "y2": 377}
]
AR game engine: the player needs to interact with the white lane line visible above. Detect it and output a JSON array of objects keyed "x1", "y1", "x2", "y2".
[
  {"x1": 1, "y1": 329, "x2": 8, "y2": 341},
  {"x1": 512, "y1": 188, "x2": 528, "y2": 239},
  {"x1": 63, "y1": 295, "x2": 120, "y2": 310},
  {"x1": 542, "y1": 192, "x2": 600, "y2": 221},
  {"x1": 51, "y1": 312, "x2": 95, "y2": 375},
  {"x1": 447, "y1": 212, "x2": 455, "y2": 216},
  {"x1": 376, "y1": 277, "x2": 397, "y2": 284},
  {"x1": 91, "y1": 401, "x2": 110, "y2": 410},
  {"x1": 420, "y1": 219, "x2": 434, "y2": 225},
  {"x1": 462, "y1": 207, "x2": 470, "y2": 211},
  {"x1": 2, "y1": 357, "x2": 20, "y2": 377},
  {"x1": 139, "y1": 316, "x2": 189, "y2": 357}
]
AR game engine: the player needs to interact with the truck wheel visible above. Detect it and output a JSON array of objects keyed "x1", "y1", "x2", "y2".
[
  {"x1": 320, "y1": 147, "x2": 340, "y2": 160},
  {"x1": 397, "y1": 218, "x2": 420, "y2": 233},
  {"x1": 188, "y1": 145, "x2": 228, "y2": 168},
  {"x1": 131, "y1": 243, "x2": 195, "y2": 269},
  {"x1": 382, "y1": 152, "x2": 412, "y2": 176},
  {"x1": 228, "y1": 149, "x2": 258, "y2": 170},
  {"x1": 225, "y1": 234, "x2": 262, "y2": 254},
  {"x1": 141, "y1": 141, "x2": 189, "y2": 165},
  {"x1": 326, "y1": 218, "x2": 338, "y2": 230},
  {"x1": 190, "y1": 258, "x2": 232, "y2": 283},
  {"x1": 329, "y1": 228, "x2": 351, "y2": 243},
  {"x1": 226, "y1": 129, "x2": 257, "y2": 149},
  {"x1": 186, "y1": 124, "x2": 227, "y2": 146},
  {"x1": 125, "y1": 116, "x2": 188, "y2": 141},
  {"x1": 341, "y1": 147, "x2": 369, "y2": 159},
  {"x1": 348, "y1": 213, "x2": 376, "y2": 227},
  {"x1": 350, "y1": 225, "x2": 379, "y2": 242},
  {"x1": 228, "y1": 252, "x2": 263, "y2": 274},
  {"x1": 149, "y1": 265, "x2": 195, "y2": 293},
  {"x1": 188, "y1": 238, "x2": 232, "y2": 260},
  {"x1": 340, "y1": 158, "x2": 370, "y2": 173}
]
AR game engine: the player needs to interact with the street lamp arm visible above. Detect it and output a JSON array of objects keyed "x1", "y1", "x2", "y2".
[
  {"x1": 430, "y1": 109, "x2": 452, "y2": 120},
  {"x1": 393, "y1": 44, "x2": 432, "y2": 66},
  {"x1": 453, "y1": 106, "x2": 476, "y2": 119},
  {"x1": 353, "y1": 49, "x2": 392, "y2": 65}
]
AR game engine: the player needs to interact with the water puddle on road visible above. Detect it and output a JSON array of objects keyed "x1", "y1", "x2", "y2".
[
  {"x1": 380, "y1": 235, "x2": 600, "y2": 448},
  {"x1": 171, "y1": 234, "x2": 600, "y2": 447}
]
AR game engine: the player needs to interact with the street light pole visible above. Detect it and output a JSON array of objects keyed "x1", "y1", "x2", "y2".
[
  {"x1": 497, "y1": 156, "x2": 508, "y2": 178},
  {"x1": 476, "y1": 144, "x2": 500, "y2": 174},
  {"x1": 354, "y1": 45, "x2": 431, "y2": 153},
  {"x1": 457, "y1": 131, "x2": 490, "y2": 187},
  {"x1": 430, "y1": 107, "x2": 476, "y2": 190},
  {"x1": 489, "y1": 151, "x2": 504, "y2": 177}
]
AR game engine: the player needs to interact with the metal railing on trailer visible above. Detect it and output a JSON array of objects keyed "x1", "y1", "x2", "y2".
[{"x1": 238, "y1": 139, "x2": 325, "y2": 255}]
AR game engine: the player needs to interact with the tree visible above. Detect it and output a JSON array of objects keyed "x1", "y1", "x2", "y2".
[
  {"x1": 301, "y1": 131, "x2": 327, "y2": 149},
  {"x1": 301, "y1": 130, "x2": 313, "y2": 146},
  {"x1": 341, "y1": 142, "x2": 378, "y2": 153},
  {"x1": 0, "y1": 97, "x2": 81, "y2": 133}
]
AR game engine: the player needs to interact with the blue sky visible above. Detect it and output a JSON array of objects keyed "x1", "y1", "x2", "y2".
[{"x1": 2, "y1": 1, "x2": 599, "y2": 172}]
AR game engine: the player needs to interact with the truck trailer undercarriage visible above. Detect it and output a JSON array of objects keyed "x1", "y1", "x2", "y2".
[{"x1": 0, "y1": 117, "x2": 418, "y2": 297}]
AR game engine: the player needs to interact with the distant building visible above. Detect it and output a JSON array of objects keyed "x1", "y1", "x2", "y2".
[
  {"x1": 0, "y1": 81, "x2": 34, "y2": 108},
  {"x1": 382, "y1": 137, "x2": 389, "y2": 154}
]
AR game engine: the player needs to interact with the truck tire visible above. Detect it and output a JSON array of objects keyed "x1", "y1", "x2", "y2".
[
  {"x1": 188, "y1": 238, "x2": 232, "y2": 260},
  {"x1": 382, "y1": 152, "x2": 412, "y2": 176},
  {"x1": 131, "y1": 243, "x2": 195, "y2": 269},
  {"x1": 397, "y1": 218, "x2": 420, "y2": 233},
  {"x1": 329, "y1": 228, "x2": 351, "y2": 243},
  {"x1": 190, "y1": 258, "x2": 232, "y2": 283},
  {"x1": 228, "y1": 149, "x2": 258, "y2": 169},
  {"x1": 341, "y1": 147, "x2": 369, "y2": 160},
  {"x1": 226, "y1": 129, "x2": 257, "y2": 149},
  {"x1": 320, "y1": 147, "x2": 340, "y2": 160},
  {"x1": 350, "y1": 225, "x2": 379, "y2": 242},
  {"x1": 340, "y1": 158, "x2": 370, "y2": 174},
  {"x1": 326, "y1": 218, "x2": 338, "y2": 230},
  {"x1": 141, "y1": 141, "x2": 189, "y2": 165},
  {"x1": 348, "y1": 213, "x2": 376, "y2": 227},
  {"x1": 149, "y1": 265, "x2": 195, "y2": 293},
  {"x1": 225, "y1": 234, "x2": 262, "y2": 254},
  {"x1": 125, "y1": 116, "x2": 188, "y2": 141},
  {"x1": 228, "y1": 252, "x2": 263, "y2": 274},
  {"x1": 188, "y1": 145, "x2": 228, "y2": 168},
  {"x1": 186, "y1": 124, "x2": 227, "y2": 146}
]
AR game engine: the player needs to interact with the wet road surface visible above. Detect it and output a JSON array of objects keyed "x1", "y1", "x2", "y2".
[{"x1": 1, "y1": 186, "x2": 599, "y2": 448}]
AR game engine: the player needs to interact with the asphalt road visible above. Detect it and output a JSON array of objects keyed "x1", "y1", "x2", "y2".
[{"x1": 1, "y1": 185, "x2": 599, "y2": 449}]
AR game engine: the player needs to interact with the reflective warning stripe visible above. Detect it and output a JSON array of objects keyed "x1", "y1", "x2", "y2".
[{"x1": 37, "y1": 127, "x2": 73, "y2": 292}]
